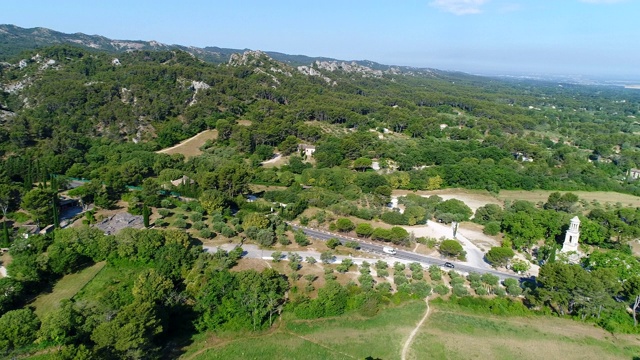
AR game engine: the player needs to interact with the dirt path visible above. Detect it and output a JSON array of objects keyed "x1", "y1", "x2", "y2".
[
  {"x1": 401, "y1": 298, "x2": 430, "y2": 360},
  {"x1": 261, "y1": 153, "x2": 282, "y2": 165}
]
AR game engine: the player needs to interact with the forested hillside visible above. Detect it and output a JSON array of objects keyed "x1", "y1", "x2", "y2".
[{"x1": 1, "y1": 43, "x2": 639, "y2": 194}]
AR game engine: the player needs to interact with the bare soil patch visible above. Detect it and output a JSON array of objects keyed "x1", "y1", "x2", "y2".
[
  {"x1": 393, "y1": 188, "x2": 501, "y2": 214},
  {"x1": 156, "y1": 130, "x2": 218, "y2": 157},
  {"x1": 497, "y1": 190, "x2": 640, "y2": 208},
  {"x1": 237, "y1": 120, "x2": 252, "y2": 126}
]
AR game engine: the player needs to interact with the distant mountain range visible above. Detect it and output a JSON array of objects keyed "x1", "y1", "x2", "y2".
[{"x1": 0, "y1": 24, "x2": 420, "y2": 72}]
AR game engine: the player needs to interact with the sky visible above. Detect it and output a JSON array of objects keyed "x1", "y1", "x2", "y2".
[{"x1": 3, "y1": 0, "x2": 639, "y2": 79}]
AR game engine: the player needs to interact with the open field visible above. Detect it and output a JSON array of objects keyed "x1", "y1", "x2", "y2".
[
  {"x1": 156, "y1": 130, "x2": 218, "y2": 157},
  {"x1": 395, "y1": 188, "x2": 640, "y2": 211},
  {"x1": 393, "y1": 188, "x2": 502, "y2": 214},
  {"x1": 183, "y1": 300, "x2": 640, "y2": 360},
  {"x1": 31, "y1": 262, "x2": 106, "y2": 317},
  {"x1": 409, "y1": 306, "x2": 640, "y2": 360},
  {"x1": 497, "y1": 190, "x2": 640, "y2": 208},
  {"x1": 183, "y1": 301, "x2": 426, "y2": 360}
]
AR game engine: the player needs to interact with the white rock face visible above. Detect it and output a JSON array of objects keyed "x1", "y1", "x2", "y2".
[
  {"x1": 297, "y1": 65, "x2": 335, "y2": 85},
  {"x1": 19, "y1": 59, "x2": 27, "y2": 69},
  {"x1": 228, "y1": 50, "x2": 269, "y2": 66}
]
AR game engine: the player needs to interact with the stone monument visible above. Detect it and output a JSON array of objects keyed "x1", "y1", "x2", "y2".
[{"x1": 561, "y1": 216, "x2": 580, "y2": 253}]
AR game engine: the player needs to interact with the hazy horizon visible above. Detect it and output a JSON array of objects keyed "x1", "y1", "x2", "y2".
[{"x1": 4, "y1": 0, "x2": 639, "y2": 81}]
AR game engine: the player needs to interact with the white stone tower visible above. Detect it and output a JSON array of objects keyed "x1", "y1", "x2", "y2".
[{"x1": 562, "y1": 216, "x2": 580, "y2": 253}]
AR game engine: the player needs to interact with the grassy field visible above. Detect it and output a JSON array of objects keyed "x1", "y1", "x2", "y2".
[
  {"x1": 183, "y1": 300, "x2": 640, "y2": 360},
  {"x1": 409, "y1": 307, "x2": 640, "y2": 360},
  {"x1": 73, "y1": 259, "x2": 146, "y2": 307},
  {"x1": 156, "y1": 130, "x2": 218, "y2": 157},
  {"x1": 31, "y1": 262, "x2": 106, "y2": 317},
  {"x1": 183, "y1": 301, "x2": 426, "y2": 360}
]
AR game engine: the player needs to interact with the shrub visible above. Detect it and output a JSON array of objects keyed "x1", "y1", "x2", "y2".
[
  {"x1": 511, "y1": 259, "x2": 531, "y2": 273},
  {"x1": 320, "y1": 251, "x2": 335, "y2": 264},
  {"x1": 190, "y1": 212, "x2": 203, "y2": 222},
  {"x1": 335, "y1": 218, "x2": 355, "y2": 232},
  {"x1": 481, "y1": 273, "x2": 499, "y2": 286},
  {"x1": 483, "y1": 221, "x2": 501, "y2": 236},
  {"x1": 192, "y1": 221, "x2": 206, "y2": 230},
  {"x1": 173, "y1": 218, "x2": 187, "y2": 229},
  {"x1": 467, "y1": 272, "x2": 482, "y2": 283},
  {"x1": 306, "y1": 256, "x2": 317, "y2": 264},
  {"x1": 199, "y1": 228, "x2": 213, "y2": 238},
  {"x1": 375, "y1": 260, "x2": 388, "y2": 270},
  {"x1": 411, "y1": 270, "x2": 424, "y2": 280},
  {"x1": 326, "y1": 238, "x2": 341, "y2": 249},
  {"x1": 294, "y1": 230, "x2": 310, "y2": 246},
  {"x1": 256, "y1": 229, "x2": 276, "y2": 246},
  {"x1": 160, "y1": 199, "x2": 173, "y2": 209},
  {"x1": 439, "y1": 240, "x2": 464, "y2": 257},
  {"x1": 355, "y1": 223, "x2": 374, "y2": 237},
  {"x1": 376, "y1": 268, "x2": 389, "y2": 278},
  {"x1": 221, "y1": 226, "x2": 237, "y2": 238},
  {"x1": 394, "y1": 274, "x2": 408, "y2": 286},
  {"x1": 486, "y1": 247, "x2": 515, "y2": 267},
  {"x1": 434, "y1": 284, "x2": 450, "y2": 295},
  {"x1": 157, "y1": 208, "x2": 171, "y2": 217},
  {"x1": 429, "y1": 265, "x2": 442, "y2": 281},
  {"x1": 271, "y1": 251, "x2": 283, "y2": 262},
  {"x1": 345, "y1": 241, "x2": 360, "y2": 249},
  {"x1": 278, "y1": 235, "x2": 291, "y2": 246},
  {"x1": 453, "y1": 284, "x2": 469, "y2": 297},
  {"x1": 393, "y1": 262, "x2": 406, "y2": 272}
]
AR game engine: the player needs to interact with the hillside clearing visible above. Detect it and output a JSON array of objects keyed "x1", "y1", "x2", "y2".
[
  {"x1": 156, "y1": 130, "x2": 218, "y2": 157},
  {"x1": 31, "y1": 261, "x2": 106, "y2": 317}
]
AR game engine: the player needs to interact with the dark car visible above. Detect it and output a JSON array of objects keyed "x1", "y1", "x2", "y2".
[{"x1": 443, "y1": 262, "x2": 455, "y2": 268}]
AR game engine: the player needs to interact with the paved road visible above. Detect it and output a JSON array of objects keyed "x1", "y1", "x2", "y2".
[{"x1": 290, "y1": 224, "x2": 525, "y2": 281}]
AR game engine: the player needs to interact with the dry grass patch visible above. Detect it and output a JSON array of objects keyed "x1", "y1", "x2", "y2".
[
  {"x1": 237, "y1": 120, "x2": 252, "y2": 126},
  {"x1": 497, "y1": 190, "x2": 640, "y2": 208},
  {"x1": 156, "y1": 130, "x2": 218, "y2": 157},
  {"x1": 409, "y1": 308, "x2": 640, "y2": 360}
]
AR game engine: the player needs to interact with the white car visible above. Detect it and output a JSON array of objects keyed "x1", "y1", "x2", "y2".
[{"x1": 382, "y1": 246, "x2": 397, "y2": 255}]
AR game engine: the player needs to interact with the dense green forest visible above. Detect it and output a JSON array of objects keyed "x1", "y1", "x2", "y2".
[{"x1": 1, "y1": 43, "x2": 640, "y2": 358}]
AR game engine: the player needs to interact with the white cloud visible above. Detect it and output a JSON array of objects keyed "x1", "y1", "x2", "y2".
[{"x1": 430, "y1": 0, "x2": 490, "y2": 15}]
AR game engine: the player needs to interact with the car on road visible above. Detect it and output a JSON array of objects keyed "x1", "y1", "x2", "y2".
[
  {"x1": 443, "y1": 262, "x2": 455, "y2": 268},
  {"x1": 382, "y1": 246, "x2": 397, "y2": 255}
]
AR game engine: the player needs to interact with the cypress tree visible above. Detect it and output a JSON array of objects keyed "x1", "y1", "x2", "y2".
[
  {"x1": 143, "y1": 204, "x2": 150, "y2": 228},
  {"x1": 52, "y1": 197, "x2": 60, "y2": 228},
  {"x1": 1, "y1": 221, "x2": 9, "y2": 248}
]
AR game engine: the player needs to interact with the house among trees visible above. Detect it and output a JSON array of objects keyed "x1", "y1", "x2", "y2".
[
  {"x1": 170, "y1": 175, "x2": 195, "y2": 187},
  {"x1": 298, "y1": 144, "x2": 316, "y2": 157},
  {"x1": 629, "y1": 168, "x2": 640, "y2": 181}
]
